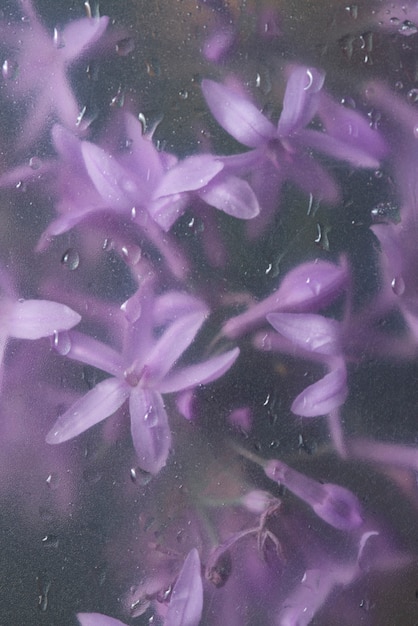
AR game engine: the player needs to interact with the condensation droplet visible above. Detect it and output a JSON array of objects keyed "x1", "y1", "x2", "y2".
[
  {"x1": 61, "y1": 248, "x2": 80, "y2": 270},
  {"x1": 36, "y1": 574, "x2": 51, "y2": 612},
  {"x1": 407, "y1": 88, "x2": 418, "y2": 104},
  {"x1": 46, "y1": 473, "x2": 60, "y2": 490},
  {"x1": 179, "y1": 89, "x2": 189, "y2": 99},
  {"x1": 116, "y1": 37, "x2": 135, "y2": 56},
  {"x1": 391, "y1": 276, "x2": 405, "y2": 296},
  {"x1": 399, "y1": 19, "x2": 418, "y2": 35},
  {"x1": 53, "y1": 27, "x2": 65, "y2": 48},
  {"x1": 2, "y1": 58, "x2": 18, "y2": 80},
  {"x1": 83, "y1": 466, "x2": 103, "y2": 485},
  {"x1": 42, "y1": 534, "x2": 59, "y2": 549},
  {"x1": 53, "y1": 330, "x2": 71, "y2": 356},
  {"x1": 130, "y1": 466, "x2": 152, "y2": 486},
  {"x1": 29, "y1": 156, "x2": 42, "y2": 170}
]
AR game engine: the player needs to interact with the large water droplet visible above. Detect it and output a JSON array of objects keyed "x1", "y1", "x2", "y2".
[
  {"x1": 391, "y1": 276, "x2": 405, "y2": 296},
  {"x1": 130, "y1": 466, "x2": 152, "y2": 485},
  {"x1": 2, "y1": 58, "x2": 18, "y2": 80},
  {"x1": 407, "y1": 88, "x2": 418, "y2": 104},
  {"x1": 61, "y1": 248, "x2": 80, "y2": 270},
  {"x1": 53, "y1": 330, "x2": 71, "y2": 355}
]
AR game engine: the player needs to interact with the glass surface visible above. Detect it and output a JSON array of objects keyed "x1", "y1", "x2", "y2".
[{"x1": 1, "y1": 1, "x2": 418, "y2": 625}]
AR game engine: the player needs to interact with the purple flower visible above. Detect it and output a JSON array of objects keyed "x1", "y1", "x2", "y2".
[
  {"x1": 223, "y1": 257, "x2": 348, "y2": 339},
  {"x1": 202, "y1": 66, "x2": 386, "y2": 236},
  {"x1": 264, "y1": 459, "x2": 363, "y2": 531},
  {"x1": 0, "y1": 0, "x2": 110, "y2": 148},
  {"x1": 46, "y1": 283, "x2": 239, "y2": 474}
]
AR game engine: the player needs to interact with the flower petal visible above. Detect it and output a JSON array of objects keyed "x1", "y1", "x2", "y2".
[
  {"x1": 77, "y1": 613, "x2": 127, "y2": 626},
  {"x1": 160, "y1": 347, "x2": 240, "y2": 394},
  {"x1": 267, "y1": 312, "x2": 341, "y2": 356},
  {"x1": 291, "y1": 365, "x2": 348, "y2": 417},
  {"x1": 201, "y1": 79, "x2": 276, "y2": 148},
  {"x1": 278, "y1": 65, "x2": 325, "y2": 137},
  {"x1": 153, "y1": 154, "x2": 224, "y2": 197},
  {"x1": 144, "y1": 311, "x2": 208, "y2": 385},
  {"x1": 46, "y1": 378, "x2": 129, "y2": 444},
  {"x1": 198, "y1": 173, "x2": 260, "y2": 219},
  {"x1": 129, "y1": 388, "x2": 171, "y2": 474},
  {"x1": 165, "y1": 548, "x2": 203, "y2": 626},
  {"x1": 8, "y1": 300, "x2": 81, "y2": 339}
]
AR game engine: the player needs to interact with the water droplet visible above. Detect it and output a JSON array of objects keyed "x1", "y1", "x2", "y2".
[
  {"x1": 53, "y1": 330, "x2": 71, "y2": 355},
  {"x1": 116, "y1": 37, "x2": 135, "y2": 56},
  {"x1": 37, "y1": 574, "x2": 51, "y2": 612},
  {"x1": 29, "y1": 156, "x2": 42, "y2": 170},
  {"x1": 130, "y1": 466, "x2": 152, "y2": 485},
  {"x1": 391, "y1": 276, "x2": 405, "y2": 296},
  {"x1": 399, "y1": 19, "x2": 418, "y2": 35},
  {"x1": 42, "y1": 534, "x2": 59, "y2": 549},
  {"x1": 2, "y1": 58, "x2": 18, "y2": 80},
  {"x1": 345, "y1": 4, "x2": 358, "y2": 19},
  {"x1": 121, "y1": 297, "x2": 142, "y2": 323},
  {"x1": 110, "y1": 85, "x2": 125, "y2": 108},
  {"x1": 121, "y1": 243, "x2": 142, "y2": 266},
  {"x1": 83, "y1": 466, "x2": 103, "y2": 484},
  {"x1": 53, "y1": 27, "x2": 65, "y2": 49},
  {"x1": 102, "y1": 237, "x2": 113, "y2": 251},
  {"x1": 395, "y1": 80, "x2": 404, "y2": 91},
  {"x1": 304, "y1": 69, "x2": 314, "y2": 91},
  {"x1": 179, "y1": 89, "x2": 189, "y2": 99},
  {"x1": 46, "y1": 473, "x2": 60, "y2": 490},
  {"x1": 407, "y1": 88, "x2": 418, "y2": 104},
  {"x1": 61, "y1": 248, "x2": 80, "y2": 270},
  {"x1": 371, "y1": 201, "x2": 401, "y2": 224}
]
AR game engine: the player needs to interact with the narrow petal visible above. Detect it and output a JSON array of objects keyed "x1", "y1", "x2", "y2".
[
  {"x1": 144, "y1": 311, "x2": 208, "y2": 385},
  {"x1": 278, "y1": 65, "x2": 325, "y2": 137},
  {"x1": 129, "y1": 388, "x2": 171, "y2": 474},
  {"x1": 8, "y1": 300, "x2": 81, "y2": 339},
  {"x1": 267, "y1": 312, "x2": 341, "y2": 356},
  {"x1": 201, "y1": 79, "x2": 276, "y2": 148},
  {"x1": 62, "y1": 330, "x2": 124, "y2": 376},
  {"x1": 77, "y1": 613, "x2": 127, "y2": 626},
  {"x1": 62, "y1": 16, "x2": 110, "y2": 62},
  {"x1": 298, "y1": 129, "x2": 381, "y2": 169},
  {"x1": 291, "y1": 366, "x2": 348, "y2": 417},
  {"x1": 165, "y1": 548, "x2": 203, "y2": 626},
  {"x1": 82, "y1": 141, "x2": 137, "y2": 209},
  {"x1": 198, "y1": 173, "x2": 260, "y2": 219},
  {"x1": 153, "y1": 154, "x2": 223, "y2": 198},
  {"x1": 46, "y1": 378, "x2": 129, "y2": 444},
  {"x1": 160, "y1": 347, "x2": 240, "y2": 393}
]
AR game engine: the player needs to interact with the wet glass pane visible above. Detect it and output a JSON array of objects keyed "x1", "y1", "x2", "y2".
[{"x1": 1, "y1": 1, "x2": 418, "y2": 625}]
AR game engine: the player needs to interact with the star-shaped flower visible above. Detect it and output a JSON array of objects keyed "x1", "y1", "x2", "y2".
[
  {"x1": 0, "y1": 0, "x2": 110, "y2": 149},
  {"x1": 46, "y1": 283, "x2": 239, "y2": 474}
]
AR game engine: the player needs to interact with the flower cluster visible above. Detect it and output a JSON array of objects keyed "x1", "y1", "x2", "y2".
[{"x1": 2, "y1": 1, "x2": 418, "y2": 625}]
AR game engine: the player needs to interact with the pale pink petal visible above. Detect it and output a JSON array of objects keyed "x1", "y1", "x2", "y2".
[
  {"x1": 198, "y1": 173, "x2": 260, "y2": 219},
  {"x1": 278, "y1": 66, "x2": 325, "y2": 137},
  {"x1": 8, "y1": 300, "x2": 81, "y2": 339},
  {"x1": 267, "y1": 312, "x2": 341, "y2": 356},
  {"x1": 77, "y1": 613, "x2": 127, "y2": 626},
  {"x1": 46, "y1": 378, "x2": 129, "y2": 444},
  {"x1": 201, "y1": 79, "x2": 276, "y2": 148},
  {"x1": 129, "y1": 388, "x2": 171, "y2": 474},
  {"x1": 160, "y1": 347, "x2": 240, "y2": 394},
  {"x1": 165, "y1": 548, "x2": 203, "y2": 626},
  {"x1": 153, "y1": 154, "x2": 223, "y2": 198},
  {"x1": 291, "y1": 366, "x2": 348, "y2": 417}
]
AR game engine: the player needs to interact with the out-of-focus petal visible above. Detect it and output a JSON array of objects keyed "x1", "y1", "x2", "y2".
[
  {"x1": 160, "y1": 347, "x2": 240, "y2": 393},
  {"x1": 129, "y1": 388, "x2": 171, "y2": 474},
  {"x1": 291, "y1": 365, "x2": 348, "y2": 417},
  {"x1": 298, "y1": 129, "x2": 381, "y2": 169},
  {"x1": 165, "y1": 548, "x2": 203, "y2": 626},
  {"x1": 77, "y1": 613, "x2": 127, "y2": 626},
  {"x1": 8, "y1": 299, "x2": 81, "y2": 339},
  {"x1": 267, "y1": 312, "x2": 341, "y2": 356},
  {"x1": 198, "y1": 172, "x2": 260, "y2": 219},
  {"x1": 62, "y1": 16, "x2": 110, "y2": 62},
  {"x1": 201, "y1": 79, "x2": 276, "y2": 148},
  {"x1": 82, "y1": 141, "x2": 137, "y2": 209},
  {"x1": 144, "y1": 312, "x2": 208, "y2": 385},
  {"x1": 153, "y1": 154, "x2": 223, "y2": 197},
  {"x1": 46, "y1": 378, "x2": 129, "y2": 444},
  {"x1": 60, "y1": 330, "x2": 124, "y2": 376},
  {"x1": 277, "y1": 66, "x2": 325, "y2": 137}
]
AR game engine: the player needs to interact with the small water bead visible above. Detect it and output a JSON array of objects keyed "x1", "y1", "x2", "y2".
[
  {"x1": 61, "y1": 248, "x2": 80, "y2": 270},
  {"x1": 53, "y1": 27, "x2": 65, "y2": 49},
  {"x1": 53, "y1": 330, "x2": 71, "y2": 356},
  {"x1": 2, "y1": 59, "x2": 18, "y2": 80},
  {"x1": 130, "y1": 466, "x2": 152, "y2": 486},
  {"x1": 41, "y1": 534, "x2": 59, "y2": 549},
  {"x1": 29, "y1": 156, "x2": 42, "y2": 170},
  {"x1": 407, "y1": 88, "x2": 418, "y2": 104},
  {"x1": 391, "y1": 276, "x2": 405, "y2": 296},
  {"x1": 399, "y1": 19, "x2": 418, "y2": 35},
  {"x1": 115, "y1": 37, "x2": 135, "y2": 56},
  {"x1": 46, "y1": 473, "x2": 60, "y2": 490}
]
